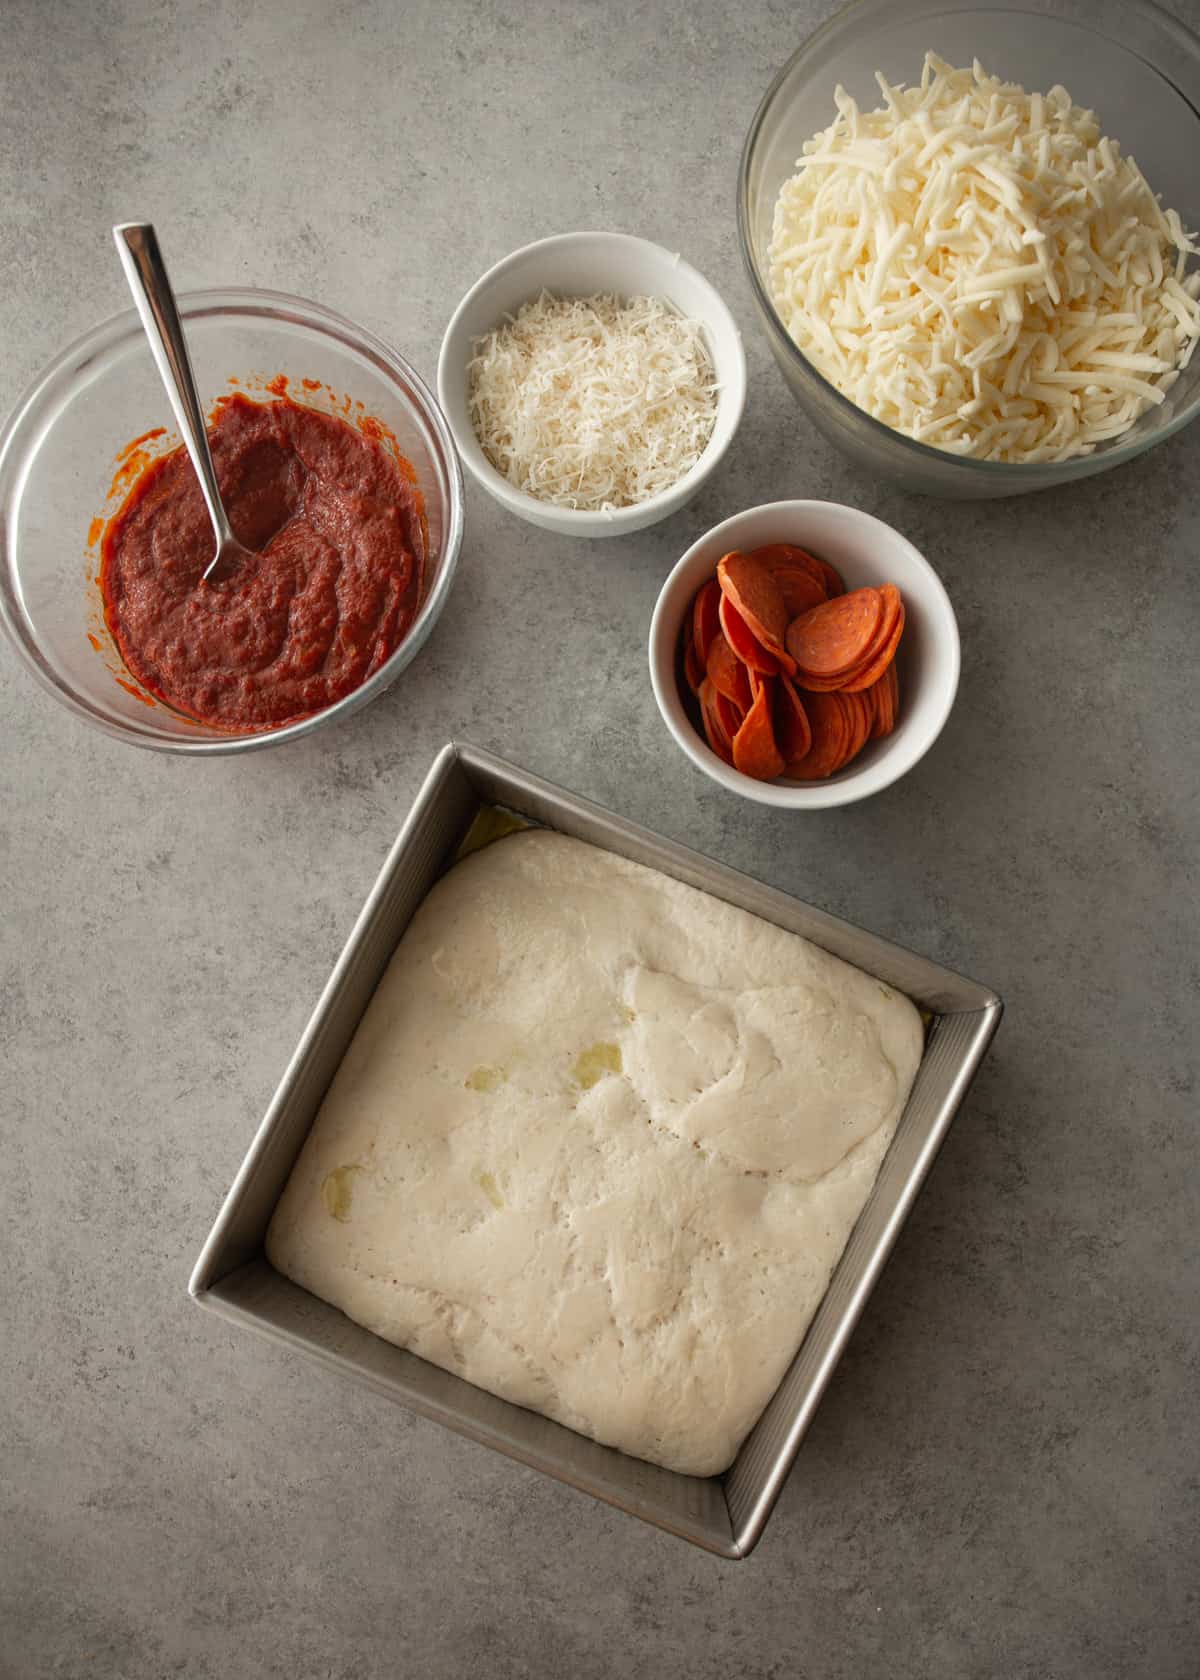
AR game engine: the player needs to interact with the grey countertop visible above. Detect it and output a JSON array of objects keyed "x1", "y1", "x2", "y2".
[{"x1": 3, "y1": 2, "x2": 1198, "y2": 1676}]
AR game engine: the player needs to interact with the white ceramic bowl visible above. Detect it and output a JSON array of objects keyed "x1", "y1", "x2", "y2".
[
  {"x1": 649, "y1": 501, "x2": 959, "y2": 809},
  {"x1": 437, "y1": 231, "x2": 746, "y2": 538}
]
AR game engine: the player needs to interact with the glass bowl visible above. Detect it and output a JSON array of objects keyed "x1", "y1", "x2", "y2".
[
  {"x1": 0, "y1": 288, "x2": 464, "y2": 752},
  {"x1": 737, "y1": 0, "x2": 1200, "y2": 498}
]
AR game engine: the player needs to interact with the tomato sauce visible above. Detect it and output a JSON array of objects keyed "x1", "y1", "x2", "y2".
[{"x1": 100, "y1": 394, "x2": 425, "y2": 730}]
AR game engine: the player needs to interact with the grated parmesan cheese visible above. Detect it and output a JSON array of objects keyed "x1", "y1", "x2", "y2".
[
  {"x1": 768, "y1": 53, "x2": 1200, "y2": 462},
  {"x1": 468, "y1": 292, "x2": 718, "y2": 510}
]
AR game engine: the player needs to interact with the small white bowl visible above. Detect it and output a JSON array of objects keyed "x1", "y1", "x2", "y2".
[
  {"x1": 649, "y1": 501, "x2": 960, "y2": 809},
  {"x1": 437, "y1": 231, "x2": 746, "y2": 538}
]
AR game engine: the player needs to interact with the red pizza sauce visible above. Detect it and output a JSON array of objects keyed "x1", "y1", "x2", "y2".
[{"x1": 100, "y1": 394, "x2": 426, "y2": 729}]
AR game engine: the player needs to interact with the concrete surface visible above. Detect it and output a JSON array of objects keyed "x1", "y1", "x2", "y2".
[{"x1": 3, "y1": 1, "x2": 1199, "y2": 1676}]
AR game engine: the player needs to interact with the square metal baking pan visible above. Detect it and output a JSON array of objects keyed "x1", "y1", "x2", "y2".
[{"x1": 190, "y1": 742, "x2": 1001, "y2": 1558}]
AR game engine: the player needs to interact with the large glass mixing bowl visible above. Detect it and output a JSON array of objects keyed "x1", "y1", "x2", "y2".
[
  {"x1": 0, "y1": 289, "x2": 464, "y2": 751},
  {"x1": 738, "y1": 0, "x2": 1200, "y2": 498}
]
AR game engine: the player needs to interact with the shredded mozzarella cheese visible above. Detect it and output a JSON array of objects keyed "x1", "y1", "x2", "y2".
[
  {"x1": 468, "y1": 292, "x2": 718, "y2": 510},
  {"x1": 768, "y1": 53, "x2": 1200, "y2": 462}
]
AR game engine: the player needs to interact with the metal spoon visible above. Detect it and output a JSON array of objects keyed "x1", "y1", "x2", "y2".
[{"x1": 113, "y1": 222, "x2": 254, "y2": 583}]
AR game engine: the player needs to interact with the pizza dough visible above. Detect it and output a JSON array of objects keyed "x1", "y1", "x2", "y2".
[{"x1": 266, "y1": 830, "x2": 923, "y2": 1476}]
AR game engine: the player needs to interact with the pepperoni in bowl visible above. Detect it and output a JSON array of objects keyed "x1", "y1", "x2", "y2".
[{"x1": 648, "y1": 500, "x2": 959, "y2": 810}]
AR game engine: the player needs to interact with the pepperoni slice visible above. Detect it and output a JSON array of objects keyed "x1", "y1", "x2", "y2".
[
  {"x1": 705, "y1": 630, "x2": 752, "y2": 710},
  {"x1": 861, "y1": 678, "x2": 878, "y2": 738},
  {"x1": 692, "y1": 579, "x2": 722, "y2": 668},
  {"x1": 841, "y1": 596, "x2": 906, "y2": 692},
  {"x1": 866, "y1": 669, "x2": 890, "y2": 738},
  {"x1": 834, "y1": 690, "x2": 873, "y2": 771},
  {"x1": 698, "y1": 679, "x2": 734, "y2": 765},
  {"x1": 786, "y1": 587, "x2": 883, "y2": 679},
  {"x1": 717, "y1": 551, "x2": 795, "y2": 670},
  {"x1": 818, "y1": 558, "x2": 845, "y2": 598},
  {"x1": 789, "y1": 585, "x2": 905, "y2": 693},
  {"x1": 860, "y1": 686, "x2": 879, "y2": 739},
  {"x1": 785, "y1": 690, "x2": 849, "y2": 780},
  {"x1": 751, "y1": 541, "x2": 845, "y2": 602},
  {"x1": 751, "y1": 542, "x2": 827, "y2": 585},
  {"x1": 732, "y1": 674, "x2": 785, "y2": 781},
  {"x1": 869, "y1": 661, "x2": 900, "y2": 737},
  {"x1": 791, "y1": 667, "x2": 863, "y2": 694},
  {"x1": 683, "y1": 632, "x2": 704, "y2": 694},
  {"x1": 833, "y1": 582, "x2": 900, "y2": 676},
  {"x1": 768, "y1": 564, "x2": 827, "y2": 618},
  {"x1": 719, "y1": 595, "x2": 783, "y2": 676},
  {"x1": 773, "y1": 673, "x2": 812, "y2": 763},
  {"x1": 713, "y1": 687, "x2": 745, "y2": 744},
  {"x1": 886, "y1": 660, "x2": 899, "y2": 730}
]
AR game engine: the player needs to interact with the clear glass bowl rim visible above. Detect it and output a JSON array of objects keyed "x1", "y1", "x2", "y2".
[
  {"x1": 0, "y1": 285, "x2": 465, "y2": 755},
  {"x1": 736, "y1": 0, "x2": 1200, "y2": 484}
]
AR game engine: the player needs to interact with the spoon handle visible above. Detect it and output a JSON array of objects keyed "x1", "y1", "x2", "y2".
[{"x1": 113, "y1": 222, "x2": 236, "y2": 552}]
